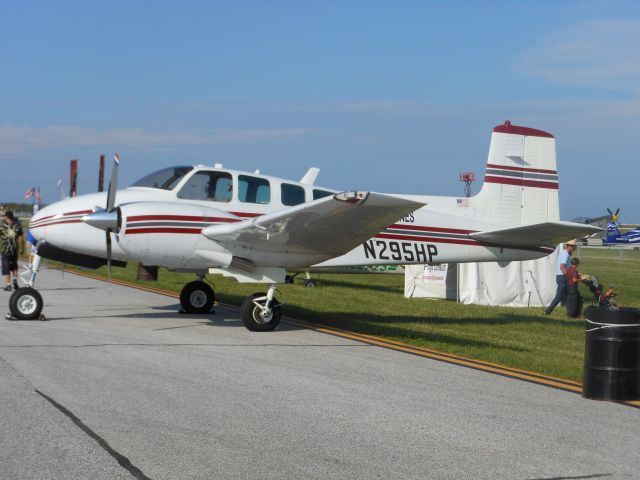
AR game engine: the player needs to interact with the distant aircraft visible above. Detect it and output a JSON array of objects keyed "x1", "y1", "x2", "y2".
[
  {"x1": 602, "y1": 208, "x2": 640, "y2": 245},
  {"x1": 12, "y1": 121, "x2": 600, "y2": 329}
]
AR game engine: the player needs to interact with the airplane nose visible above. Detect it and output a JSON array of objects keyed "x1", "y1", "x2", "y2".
[{"x1": 28, "y1": 205, "x2": 58, "y2": 242}]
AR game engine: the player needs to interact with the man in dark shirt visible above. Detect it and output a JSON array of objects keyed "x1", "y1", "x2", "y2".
[{"x1": 1, "y1": 211, "x2": 23, "y2": 291}]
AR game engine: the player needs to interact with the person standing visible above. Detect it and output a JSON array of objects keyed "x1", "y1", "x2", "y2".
[
  {"x1": 1, "y1": 211, "x2": 24, "y2": 291},
  {"x1": 565, "y1": 257, "x2": 584, "y2": 318},
  {"x1": 544, "y1": 239, "x2": 577, "y2": 315}
]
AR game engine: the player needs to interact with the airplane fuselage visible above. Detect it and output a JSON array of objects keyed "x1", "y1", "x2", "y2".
[{"x1": 30, "y1": 164, "x2": 552, "y2": 278}]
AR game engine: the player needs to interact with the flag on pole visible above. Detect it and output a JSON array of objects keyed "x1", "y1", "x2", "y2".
[
  {"x1": 24, "y1": 187, "x2": 35, "y2": 199},
  {"x1": 36, "y1": 187, "x2": 42, "y2": 205}
]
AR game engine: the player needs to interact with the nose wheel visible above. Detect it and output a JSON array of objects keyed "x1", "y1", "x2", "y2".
[
  {"x1": 8, "y1": 287, "x2": 44, "y2": 320},
  {"x1": 179, "y1": 280, "x2": 215, "y2": 314}
]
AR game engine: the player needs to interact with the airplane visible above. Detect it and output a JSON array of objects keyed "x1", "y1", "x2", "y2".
[
  {"x1": 9, "y1": 120, "x2": 601, "y2": 330},
  {"x1": 602, "y1": 208, "x2": 640, "y2": 245}
]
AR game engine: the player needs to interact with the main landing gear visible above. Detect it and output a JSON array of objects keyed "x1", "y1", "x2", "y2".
[
  {"x1": 240, "y1": 284, "x2": 281, "y2": 332},
  {"x1": 179, "y1": 275, "x2": 215, "y2": 314}
]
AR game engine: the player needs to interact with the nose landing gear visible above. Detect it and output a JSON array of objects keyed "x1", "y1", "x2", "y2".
[
  {"x1": 6, "y1": 253, "x2": 46, "y2": 321},
  {"x1": 8, "y1": 287, "x2": 44, "y2": 320}
]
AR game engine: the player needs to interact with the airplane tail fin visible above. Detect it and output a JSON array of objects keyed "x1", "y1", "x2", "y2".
[{"x1": 473, "y1": 121, "x2": 559, "y2": 227}]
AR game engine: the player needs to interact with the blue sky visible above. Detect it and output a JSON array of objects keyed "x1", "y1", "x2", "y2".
[{"x1": 2, "y1": 1, "x2": 639, "y2": 222}]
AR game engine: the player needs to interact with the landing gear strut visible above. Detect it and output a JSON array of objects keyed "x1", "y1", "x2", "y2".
[
  {"x1": 179, "y1": 276, "x2": 215, "y2": 314},
  {"x1": 240, "y1": 284, "x2": 281, "y2": 331}
]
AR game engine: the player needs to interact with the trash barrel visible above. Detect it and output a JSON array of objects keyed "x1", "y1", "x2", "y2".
[
  {"x1": 136, "y1": 263, "x2": 159, "y2": 281},
  {"x1": 583, "y1": 305, "x2": 640, "y2": 401}
]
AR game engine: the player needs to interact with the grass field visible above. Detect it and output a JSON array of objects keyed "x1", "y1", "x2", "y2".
[{"x1": 45, "y1": 246, "x2": 639, "y2": 383}]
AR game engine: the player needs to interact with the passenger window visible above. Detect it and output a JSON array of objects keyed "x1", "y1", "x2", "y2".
[
  {"x1": 281, "y1": 183, "x2": 305, "y2": 206},
  {"x1": 313, "y1": 189, "x2": 333, "y2": 200},
  {"x1": 238, "y1": 175, "x2": 270, "y2": 204},
  {"x1": 177, "y1": 172, "x2": 233, "y2": 202}
]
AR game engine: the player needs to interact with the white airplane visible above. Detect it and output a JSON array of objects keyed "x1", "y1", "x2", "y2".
[{"x1": 11, "y1": 121, "x2": 600, "y2": 329}]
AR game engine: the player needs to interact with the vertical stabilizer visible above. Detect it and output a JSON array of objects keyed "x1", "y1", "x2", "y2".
[{"x1": 473, "y1": 121, "x2": 559, "y2": 227}]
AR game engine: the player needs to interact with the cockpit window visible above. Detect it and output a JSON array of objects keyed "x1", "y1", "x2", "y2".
[
  {"x1": 238, "y1": 175, "x2": 270, "y2": 204},
  {"x1": 281, "y1": 183, "x2": 305, "y2": 206},
  {"x1": 131, "y1": 166, "x2": 193, "y2": 190},
  {"x1": 177, "y1": 171, "x2": 233, "y2": 202}
]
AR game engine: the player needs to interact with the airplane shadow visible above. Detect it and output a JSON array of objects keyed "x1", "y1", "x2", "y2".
[{"x1": 294, "y1": 278, "x2": 402, "y2": 294}]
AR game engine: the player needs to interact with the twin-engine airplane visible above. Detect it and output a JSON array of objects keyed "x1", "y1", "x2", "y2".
[{"x1": 11, "y1": 121, "x2": 600, "y2": 329}]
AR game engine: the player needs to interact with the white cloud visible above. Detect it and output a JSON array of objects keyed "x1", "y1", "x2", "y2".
[
  {"x1": 517, "y1": 19, "x2": 640, "y2": 94},
  {"x1": 0, "y1": 125, "x2": 309, "y2": 155}
]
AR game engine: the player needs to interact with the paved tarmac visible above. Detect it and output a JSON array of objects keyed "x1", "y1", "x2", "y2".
[{"x1": 1, "y1": 266, "x2": 639, "y2": 480}]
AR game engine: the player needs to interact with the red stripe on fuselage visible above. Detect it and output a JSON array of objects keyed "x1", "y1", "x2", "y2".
[
  {"x1": 63, "y1": 209, "x2": 93, "y2": 216},
  {"x1": 125, "y1": 227, "x2": 202, "y2": 235},
  {"x1": 376, "y1": 233, "x2": 481, "y2": 246},
  {"x1": 376, "y1": 233, "x2": 554, "y2": 254},
  {"x1": 230, "y1": 211, "x2": 262, "y2": 218},
  {"x1": 30, "y1": 219, "x2": 83, "y2": 229},
  {"x1": 126, "y1": 215, "x2": 240, "y2": 223}
]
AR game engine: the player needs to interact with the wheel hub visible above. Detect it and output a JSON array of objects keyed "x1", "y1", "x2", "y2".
[
  {"x1": 252, "y1": 302, "x2": 273, "y2": 324},
  {"x1": 17, "y1": 294, "x2": 37, "y2": 315},
  {"x1": 189, "y1": 290, "x2": 208, "y2": 308}
]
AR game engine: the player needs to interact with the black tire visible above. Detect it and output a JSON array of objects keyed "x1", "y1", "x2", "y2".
[
  {"x1": 240, "y1": 292, "x2": 281, "y2": 332},
  {"x1": 284, "y1": 275, "x2": 295, "y2": 284},
  {"x1": 180, "y1": 281, "x2": 215, "y2": 314},
  {"x1": 9, "y1": 287, "x2": 43, "y2": 320},
  {"x1": 303, "y1": 279, "x2": 318, "y2": 288}
]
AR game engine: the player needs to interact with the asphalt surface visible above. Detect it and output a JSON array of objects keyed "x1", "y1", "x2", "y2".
[{"x1": 1, "y1": 266, "x2": 639, "y2": 480}]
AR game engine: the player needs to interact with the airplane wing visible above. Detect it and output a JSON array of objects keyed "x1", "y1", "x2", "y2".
[
  {"x1": 470, "y1": 221, "x2": 603, "y2": 248},
  {"x1": 203, "y1": 191, "x2": 424, "y2": 257}
]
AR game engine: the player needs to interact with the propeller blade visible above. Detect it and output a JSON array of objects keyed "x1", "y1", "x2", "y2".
[
  {"x1": 106, "y1": 153, "x2": 120, "y2": 213},
  {"x1": 106, "y1": 230, "x2": 112, "y2": 292},
  {"x1": 615, "y1": 207, "x2": 620, "y2": 216},
  {"x1": 607, "y1": 208, "x2": 613, "y2": 216}
]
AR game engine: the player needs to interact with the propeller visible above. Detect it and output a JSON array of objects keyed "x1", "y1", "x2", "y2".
[
  {"x1": 82, "y1": 154, "x2": 121, "y2": 290},
  {"x1": 606, "y1": 207, "x2": 621, "y2": 225}
]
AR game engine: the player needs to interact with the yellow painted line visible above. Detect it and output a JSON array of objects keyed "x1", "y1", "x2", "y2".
[{"x1": 48, "y1": 265, "x2": 638, "y2": 408}]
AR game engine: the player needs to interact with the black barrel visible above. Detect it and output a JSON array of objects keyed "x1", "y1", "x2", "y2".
[
  {"x1": 583, "y1": 305, "x2": 640, "y2": 401},
  {"x1": 136, "y1": 263, "x2": 159, "y2": 281}
]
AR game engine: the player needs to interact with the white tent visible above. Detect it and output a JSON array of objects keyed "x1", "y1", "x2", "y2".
[{"x1": 404, "y1": 245, "x2": 560, "y2": 307}]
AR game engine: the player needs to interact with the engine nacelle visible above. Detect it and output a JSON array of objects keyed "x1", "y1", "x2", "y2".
[{"x1": 116, "y1": 202, "x2": 240, "y2": 270}]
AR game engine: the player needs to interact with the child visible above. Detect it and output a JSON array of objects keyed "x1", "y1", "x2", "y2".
[{"x1": 565, "y1": 257, "x2": 584, "y2": 318}]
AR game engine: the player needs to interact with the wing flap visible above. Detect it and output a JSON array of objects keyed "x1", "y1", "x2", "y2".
[
  {"x1": 203, "y1": 191, "x2": 424, "y2": 257},
  {"x1": 470, "y1": 221, "x2": 602, "y2": 248}
]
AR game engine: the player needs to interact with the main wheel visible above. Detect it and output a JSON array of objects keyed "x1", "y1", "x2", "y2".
[
  {"x1": 180, "y1": 281, "x2": 215, "y2": 314},
  {"x1": 240, "y1": 292, "x2": 281, "y2": 332},
  {"x1": 9, "y1": 287, "x2": 43, "y2": 320}
]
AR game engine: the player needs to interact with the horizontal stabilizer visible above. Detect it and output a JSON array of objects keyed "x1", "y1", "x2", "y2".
[{"x1": 470, "y1": 221, "x2": 602, "y2": 248}]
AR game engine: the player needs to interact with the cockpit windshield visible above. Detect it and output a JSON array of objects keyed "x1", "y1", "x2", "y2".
[{"x1": 131, "y1": 166, "x2": 193, "y2": 190}]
